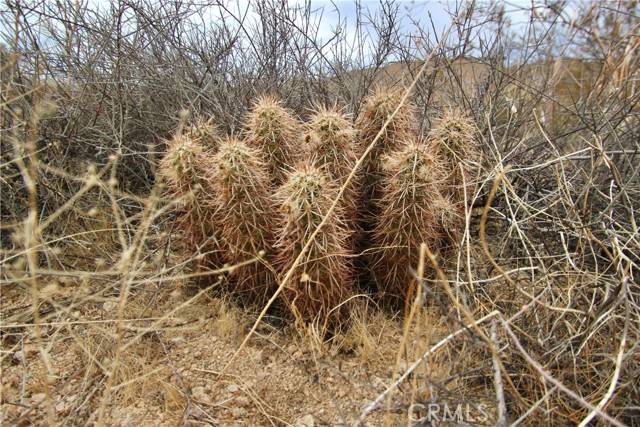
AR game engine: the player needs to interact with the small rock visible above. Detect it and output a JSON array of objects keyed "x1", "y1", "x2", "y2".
[
  {"x1": 230, "y1": 407, "x2": 247, "y2": 418},
  {"x1": 30, "y1": 393, "x2": 46, "y2": 405},
  {"x1": 12, "y1": 351, "x2": 25, "y2": 364},
  {"x1": 226, "y1": 384, "x2": 239, "y2": 393},
  {"x1": 103, "y1": 300, "x2": 117, "y2": 312},
  {"x1": 192, "y1": 386, "x2": 210, "y2": 404},
  {"x1": 55, "y1": 401, "x2": 68, "y2": 415},
  {"x1": 295, "y1": 414, "x2": 315, "y2": 427},
  {"x1": 235, "y1": 396, "x2": 250, "y2": 407}
]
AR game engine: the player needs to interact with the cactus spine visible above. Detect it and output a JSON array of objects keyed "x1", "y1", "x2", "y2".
[
  {"x1": 210, "y1": 137, "x2": 276, "y2": 304},
  {"x1": 428, "y1": 109, "x2": 479, "y2": 243},
  {"x1": 304, "y1": 105, "x2": 360, "y2": 221},
  {"x1": 244, "y1": 95, "x2": 300, "y2": 185},
  {"x1": 158, "y1": 134, "x2": 222, "y2": 275},
  {"x1": 372, "y1": 140, "x2": 447, "y2": 303},
  {"x1": 274, "y1": 165, "x2": 353, "y2": 325}
]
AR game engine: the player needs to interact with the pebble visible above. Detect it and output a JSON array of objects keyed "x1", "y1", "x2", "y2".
[
  {"x1": 295, "y1": 414, "x2": 315, "y2": 427},
  {"x1": 103, "y1": 300, "x2": 117, "y2": 312},
  {"x1": 235, "y1": 396, "x2": 250, "y2": 407},
  {"x1": 192, "y1": 386, "x2": 210, "y2": 404},
  {"x1": 55, "y1": 401, "x2": 69, "y2": 415},
  {"x1": 30, "y1": 393, "x2": 46, "y2": 404},
  {"x1": 230, "y1": 407, "x2": 247, "y2": 418}
]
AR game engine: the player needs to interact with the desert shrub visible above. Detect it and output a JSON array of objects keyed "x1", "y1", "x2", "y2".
[
  {"x1": 209, "y1": 136, "x2": 277, "y2": 305},
  {"x1": 274, "y1": 164, "x2": 353, "y2": 326}
]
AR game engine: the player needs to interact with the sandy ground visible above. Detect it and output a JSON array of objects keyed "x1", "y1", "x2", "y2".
[{"x1": 1, "y1": 280, "x2": 496, "y2": 426}]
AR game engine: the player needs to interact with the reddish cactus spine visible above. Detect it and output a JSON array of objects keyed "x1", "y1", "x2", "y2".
[
  {"x1": 274, "y1": 164, "x2": 353, "y2": 326},
  {"x1": 209, "y1": 136, "x2": 277, "y2": 305},
  {"x1": 158, "y1": 133, "x2": 222, "y2": 277},
  {"x1": 304, "y1": 105, "x2": 360, "y2": 222},
  {"x1": 372, "y1": 140, "x2": 448, "y2": 304},
  {"x1": 244, "y1": 95, "x2": 300, "y2": 185}
]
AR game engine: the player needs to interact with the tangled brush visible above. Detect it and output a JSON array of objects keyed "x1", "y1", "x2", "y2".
[
  {"x1": 304, "y1": 105, "x2": 360, "y2": 220},
  {"x1": 274, "y1": 164, "x2": 353, "y2": 326},
  {"x1": 209, "y1": 136, "x2": 276, "y2": 304},
  {"x1": 158, "y1": 134, "x2": 222, "y2": 276},
  {"x1": 372, "y1": 140, "x2": 448, "y2": 305},
  {"x1": 244, "y1": 95, "x2": 300, "y2": 185}
]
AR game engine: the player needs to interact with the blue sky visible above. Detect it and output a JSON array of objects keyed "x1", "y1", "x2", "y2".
[
  {"x1": 297, "y1": 0, "x2": 547, "y2": 43},
  {"x1": 51, "y1": 0, "x2": 581, "y2": 63}
]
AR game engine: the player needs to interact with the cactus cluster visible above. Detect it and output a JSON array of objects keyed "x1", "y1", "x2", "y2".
[{"x1": 158, "y1": 91, "x2": 480, "y2": 326}]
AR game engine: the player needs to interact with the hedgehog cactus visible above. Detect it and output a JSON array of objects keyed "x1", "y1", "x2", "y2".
[
  {"x1": 429, "y1": 109, "x2": 477, "y2": 165},
  {"x1": 355, "y1": 87, "x2": 417, "y2": 181},
  {"x1": 428, "y1": 110, "x2": 479, "y2": 242},
  {"x1": 304, "y1": 106, "x2": 360, "y2": 220},
  {"x1": 210, "y1": 137, "x2": 276, "y2": 304},
  {"x1": 185, "y1": 116, "x2": 220, "y2": 148},
  {"x1": 244, "y1": 95, "x2": 299, "y2": 185},
  {"x1": 354, "y1": 87, "x2": 418, "y2": 225},
  {"x1": 275, "y1": 164, "x2": 353, "y2": 325},
  {"x1": 429, "y1": 109, "x2": 479, "y2": 196},
  {"x1": 159, "y1": 134, "x2": 209, "y2": 197},
  {"x1": 372, "y1": 140, "x2": 448, "y2": 304},
  {"x1": 158, "y1": 134, "x2": 222, "y2": 276}
]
